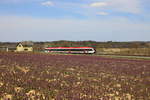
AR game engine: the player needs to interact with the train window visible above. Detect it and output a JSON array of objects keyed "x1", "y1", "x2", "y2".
[
  {"x1": 50, "y1": 49, "x2": 68, "y2": 51},
  {"x1": 85, "y1": 49, "x2": 93, "y2": 51},
  {"x1": 69, "y1": 49, "x2": 81, "y2": 51},
  {"x1": 46, "y1": 48, "x2": 94, "y2": 52},
  {"x1": 50, "y1": 49, "x2": 60, "y2": 51}
]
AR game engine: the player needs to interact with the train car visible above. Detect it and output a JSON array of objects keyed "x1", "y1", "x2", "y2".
[{"x1": 45, "y1": 47, "x2": 95, "y2": 54}]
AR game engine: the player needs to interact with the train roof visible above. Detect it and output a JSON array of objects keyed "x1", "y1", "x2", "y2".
[{"x1": 45, "y1": 47, "x2": 94, "y2": 49}]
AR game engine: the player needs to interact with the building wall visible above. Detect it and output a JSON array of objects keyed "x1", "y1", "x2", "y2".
[
  {"x1": 16, "y1": 43, "x2": 33, "y2": 52},
  {"x1": 16, "y1": 44, "x2": 24, "y2": 52},
  {"x1": 23, "y1": 47, "x2": 33, "y2": 52}
]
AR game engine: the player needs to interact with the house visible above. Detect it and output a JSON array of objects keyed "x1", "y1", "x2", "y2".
[{"x1": 16, "y1": 42, "x2": 33, "y2": 52}]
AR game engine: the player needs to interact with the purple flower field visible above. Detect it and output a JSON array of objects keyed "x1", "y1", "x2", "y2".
[{"x1": 0, "y1": 52, "x2": 150, "y2": 100}]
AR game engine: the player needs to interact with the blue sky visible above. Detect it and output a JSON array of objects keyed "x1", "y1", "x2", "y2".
[{"x1": 0, "y1": 0, "x2": 150, "y2": 42}]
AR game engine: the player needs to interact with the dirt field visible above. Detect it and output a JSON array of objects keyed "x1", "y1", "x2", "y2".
[
  {"x1": 0, "y1": 53, "x2": 150, "y2": 100},
  {"x1": 96, "y1": 48, "x2": 150, "y2": 56}
]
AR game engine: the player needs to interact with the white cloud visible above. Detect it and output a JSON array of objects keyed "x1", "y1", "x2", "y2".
[
  {"x1": 0, "y1": 0, "x2": 143, "y2": 15},
  {"x1": 90, "y1": 2, "x2": 108, "y2": 7},
  {"x1": 41, "y1": 1, "x2": 54, "y2": 6},
  {"x1": 88, "y1": 0, "x2": 141, "y2": 14},
  {"x1": 97, "y1": 12, "x2": 109, "y2": 15},
  {"x1": 0, "y1": 16, "x2": 150, "y2": 42}
]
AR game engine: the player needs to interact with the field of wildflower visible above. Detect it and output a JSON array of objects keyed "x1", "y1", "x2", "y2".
[{"x1": 0, "y1": 52, "x2": 150, "y2": 100}]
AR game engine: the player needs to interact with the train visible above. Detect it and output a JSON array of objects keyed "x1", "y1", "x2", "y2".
[{"x1": 44, "y1": 47, "x2": 95, "y2": 54}]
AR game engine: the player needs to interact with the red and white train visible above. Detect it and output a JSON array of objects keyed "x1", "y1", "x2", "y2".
[{"x1": 45, "y1": 47, "x2": 95, "y2": 54}]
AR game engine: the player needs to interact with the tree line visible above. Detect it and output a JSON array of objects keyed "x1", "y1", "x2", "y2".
[{"x1": 1, "y1": 41, "x2": 150, "y2": 51}]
